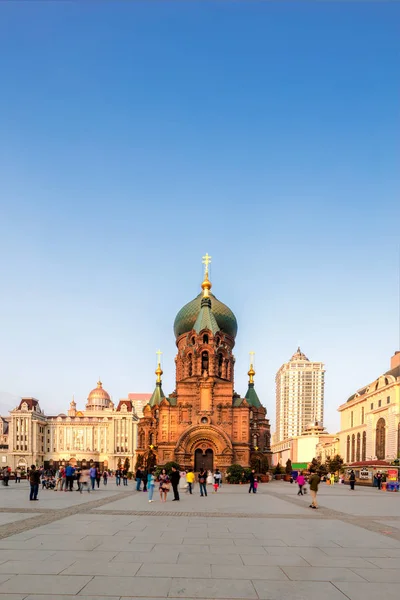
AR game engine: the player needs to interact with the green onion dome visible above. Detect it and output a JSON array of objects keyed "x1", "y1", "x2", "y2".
[{"x1": 173, "y1": 292, "x2": 238, "y2": 339}]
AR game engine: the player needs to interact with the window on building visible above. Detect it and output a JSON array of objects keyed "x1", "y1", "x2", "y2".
[
  {"x1": 387, "y1": 396, "x2": 390, "y2": 404},
  {"x1": 346, "y1": 435, "x2": 350, "y2": 463},
  {"x1": 371, "y1": 403, "x2": 374, "y2": 410},
  {"x1": 218, "y1": 353, "x2": 223, "y2": 378},
  {"x1": 187, "y1": 354, "x2": 193, "y2": 377},
  {"x1": 378, "y1": 400, "x2": 382, "y2": 408},
  {"x1": 376, "y1": 417, "x2": 386, "y2": 460},
  {"x1": 351, "y1": 412, "x2": 354, "y2": 427},
  {"x1": 362, "y1": 431, "x2": 367, "y2": 461},
  {"x1": 201, "y1": 351, "x2": 209, "y2": 374},
  {"x1": 361, "y1": 407, "x2": 364, "y2": 425},
  {"x1": 203, "y1": 334, "x2": 209, "y2": 344},
  {"x1": 351, "y1": 434, "x2": 355, "y2": 462},
  {"x1": 356, "y1": 432, "x2": 361, "y2": 462}
]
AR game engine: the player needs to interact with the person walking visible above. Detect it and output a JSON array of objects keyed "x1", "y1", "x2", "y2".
[
  {"x1": 95, "y1": 469, "x2": 101, "y2": 489},
  {"x1": 349, "y1": 470, "x2": 356, "y2": 491},
  {"x1": 75, "y1": 468, "x2": 81, "y2": 492},
  {"x1": 158, "y1": 469, "x2": 170, "y2": 503},
  {"x1": 65, "y1": 464, "x2": 75, "y2": 491},
  {"x1": 297, "y1": 472, "x2": 305, "y2": 495},
  {"x1": 29, "y1": 465, "x2": 40, "y2": 501},
  {"x1": 248, "y1": 469, "x2": 257, "y2": 494},
  {"x1": 135, "y1": 468, "x2": 142, "y2": 491},
  {"x1": 15, "y1": 468, "x2": 21, "y2": 483},
  {"x1": 170, "y1": 466, "x2": 180, "y2": 501},
  {"x1": 198, "y1": 468, "x2": 207, "y2": 497},
  {"x1": 80, "y1": 468, "x2": 90, "y2": 493},
  {"x1": 103, "y1": 470, "x2": 108, "y2": 486},
  {"x1": 186, "y1": 469, "x2": 195, "y2": 494},
  {"x1": 214, "y1": 469, "x2": 222, "y2": 487},
  {"x1": 147, "y1": 468, "x2": 155, "y2": 502},
  {"x1": 330, "y1": 473, "x2": 335, "y2": 486},
  {"x1": 89, "y1": 465, "x2": 97, "y2": 490},
  {"x1": 308, "y1": 471, "x2": 320, "y2": 509},
  {"x1": 2, "y1": 467, "x2": 9, "y2": 486},
  {"x1": 376, "y1": 472, "x2": 382, "y2": 490}
]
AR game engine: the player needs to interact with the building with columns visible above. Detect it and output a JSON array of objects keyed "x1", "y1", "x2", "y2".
[
  {"x1": 337, "y1": 351, "x2": 400, "y2": 464},
  {"x1": 0, "y1": 381, "x2": 139, "y2": 472},
  {"x1": 135, "y1": 256, "x2": 271, "y2": 472}
]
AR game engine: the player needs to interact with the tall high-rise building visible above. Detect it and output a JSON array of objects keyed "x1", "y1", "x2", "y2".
[{"x1": 275, "y1": 347, "x2": 325, "y2": 442}]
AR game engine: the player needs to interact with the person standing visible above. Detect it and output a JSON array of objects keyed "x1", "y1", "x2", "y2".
[
  {"x1": 330, "y1": 473, "x2": 335, "y2": 486},
  {"x1": 2, "y1": 467, "x2": 9, "y2": 486},
  {"x1": 89, "y1": 465, "x2": 97, "y2": 490},
  {"x1": 297, "y1": 472, "x2": 305, "y2": 496},
  {"x1": 95, "y1": 468, "x2": 101, "y2": 489},
  {"x1": 115, "y1": 468, "x2": 121, "y2": 486},
  {"x1": 170, "y1": 466, "x2": 180, "y2": 501},
  {"x1": 135, "y1": 468, "x2": 142, "y2": 491},
  {"x1": 207, "y1": 470, "x2": 213, "y2": 485},
  {"x1": 15, "y1": 468, "x2": 21, "y2": 483},
  {"x1": 186, "y1": 469, "x2": 195, "y2": 494},
  {"x1": 141, "y1": 468, "x2": 148, "y2": 491},
  {"x1": 198, "y1": 468, "x2": 207, "y2": 497},
  {"x1": 376, "y1": 472, "x2": 382, "y2": 490},
  {"x1": 158, "y1": 469, "x2": 170, "y2": 503},
  {"x1": 248, "y1": 469, "x2": 257, "y2": 494},
  {"x1": 349, "y1": 470, "x2": 356, "y2": 491},
  {"x1": 103, "y1": 470, "x2": 108, "y2": 486},
  {"x1": 65, "y1": 464, "x2": 75, "y2": 491},
  {"x1": 75, "y1": 469, "x2": 81, "y2": 492},
  {"x1": 308, "y1": 471, "x2": 320, "y2": 509},
  {"x1": 147, "y1": 468, "x2": 155, "y2": 503},
  {"x1": 29, "y1": 465, "x2": 40, "y2": 501},
  {"x1": 215, "y1": 469, "x2": 222, "y2": 487}
]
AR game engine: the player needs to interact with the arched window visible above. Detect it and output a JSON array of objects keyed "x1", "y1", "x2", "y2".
[
  {"x1": 187, "y1": 354, "x2": 193, "y2": 377},
  {"x1": 356, "y1": 432, "x2": 361, "y2": 462},
  {"x1": 139, "y1": 431, "x2": 145, "y2": 448},
  {"x1": 218, "y1": 353, "x2": 223, "y2": 377},
  {"x1": 191, "y1": 336, "x2": 196, "y2": 345},
  {"x1": 346, "y1": 435, "x2": 350, "y2": 463},
  {"x1": 351, "y1": 434, "x2": 355, "y2": 463},
  {"x1": 253, "y1": 434, "x2": 258, "y2": 448},
  {"x1": 203, "y1": 334, "x2": 209, "y2": 344},
  {"x1": 362, "y1": 431, "x2": 367, "y2": 461},
  {"x1": 149, "y1": 432, "x2": 154, "y2": 446},
  {"x1": 201, "y1": 351, "x2": 209, "y2": 374},
  {"x1": 376, "y1": 418, "x2": 386, "y2": 460}
]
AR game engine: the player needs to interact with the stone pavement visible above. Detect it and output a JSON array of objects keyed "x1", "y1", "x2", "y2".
[{"x1": 0, "y1": 479, "x2": 400, "y2": 599}]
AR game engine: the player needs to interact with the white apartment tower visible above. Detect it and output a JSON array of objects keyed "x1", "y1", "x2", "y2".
[{"x1": 275, "y1": 347, "x2": 325, "y2": 442}]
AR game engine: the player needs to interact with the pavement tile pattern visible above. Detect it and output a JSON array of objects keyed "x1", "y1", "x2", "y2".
[{"x1": 0, "y1": 480, "x2": 399, "y2": 599}]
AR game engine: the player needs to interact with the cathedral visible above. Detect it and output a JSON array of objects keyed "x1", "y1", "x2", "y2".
[{"x1": 136, "y1": 256, "x2": 271, "y2": 472}]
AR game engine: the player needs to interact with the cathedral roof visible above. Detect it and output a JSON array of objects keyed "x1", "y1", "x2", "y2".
[
  {"x1": 193, "y1": 297, "x2": 220, "y2": 335},
  {"x1": 174, "y1": 292, "x2": 238, "y2": 339},
  {"x1": 245, "y1": 383, "x2": 262, "y2": 408},
  {"x1": 149, "y1": 383, "x2": 165, "y2": 407}
]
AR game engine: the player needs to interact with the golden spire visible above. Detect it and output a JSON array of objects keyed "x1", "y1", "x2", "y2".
[
  {"x1": 155, "y1": 349, "x2": 163, "y2": 384},
  {"x1": 97, "y1": 380, "x2": 102, "y2": 388},
  {"x1": 201, "y1": 252, "x2": 212, "y2": 297},
  {"x1": 248, "y1": 351, "x2": 255, "y2": 384}
]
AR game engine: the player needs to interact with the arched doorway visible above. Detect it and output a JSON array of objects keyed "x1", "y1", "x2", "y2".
[
  {"x1": 194, "y1": 448, "x2": 214, "y2": 472},
  {"x1": 376, "y1": 418, "x2": 386, "y2": 460}
]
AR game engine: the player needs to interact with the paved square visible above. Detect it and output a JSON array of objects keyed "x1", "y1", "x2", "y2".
[{"x1": 0, "y1": 480, "x2": 399, "y2": 599}]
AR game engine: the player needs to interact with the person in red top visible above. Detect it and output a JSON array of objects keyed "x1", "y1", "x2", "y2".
[{"x1": 297, "y1": 472, "x2": 305, "y2": 496}]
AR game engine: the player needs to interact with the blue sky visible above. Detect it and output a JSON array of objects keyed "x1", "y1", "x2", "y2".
[{"x1": 0, "y1": 2, "x2": 399, "y2": 434}]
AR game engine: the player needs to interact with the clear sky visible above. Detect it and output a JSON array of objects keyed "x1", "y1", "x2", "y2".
[{"x1": 0, "y1": 2, "x2": 399, "y2": 434}]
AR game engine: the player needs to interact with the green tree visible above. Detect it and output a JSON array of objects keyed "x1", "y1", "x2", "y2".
[
  {"x1": 123, "y1": 457, "x2": 130, "y2": 472},
  {"x1": 117, "y1": 458, "x2": 122, "y2": 469},
  {"x1": 285, "y1": 459, "x2": 292, "y2": 475},
  {"x1": 134, "y1": 454, "x2": 143, "y2": 470},
  {"x1": 326, "y1": 455, "x2": 343, "y2": 475},
  {"x1": 274, "y1": 463, "x2": 283, "y2": 475}
]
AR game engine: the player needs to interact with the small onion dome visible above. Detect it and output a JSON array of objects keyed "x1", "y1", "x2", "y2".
[{"x1": 86, "y1": 380, "x2": 111, "y2": 410}]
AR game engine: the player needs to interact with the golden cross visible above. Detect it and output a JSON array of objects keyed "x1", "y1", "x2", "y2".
[
  {"x1": 255, "y1": 446, "x2": 259, "y2": 451},
  {"x1": 202, "y1": 253, "x2": 212, "y2": 275},
  {"x1": 156, "y1": 349, "x2": 162, "y2": 364},
  {"x1": 249, "y1": 351, "x2": 255, "y2": 366}
]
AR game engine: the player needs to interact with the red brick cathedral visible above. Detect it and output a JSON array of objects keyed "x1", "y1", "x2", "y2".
[{"x1": 136, "y1": 256, "x2": 271, "y2": 471}]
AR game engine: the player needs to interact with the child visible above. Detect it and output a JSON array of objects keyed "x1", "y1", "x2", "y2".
[{"x1": 254, "y1": 478, "x2": 258, "y2": 492}]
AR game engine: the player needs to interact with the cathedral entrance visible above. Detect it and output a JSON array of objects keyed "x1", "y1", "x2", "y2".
[{"x1": 194, "y1": 448, "x2": 214, "y2": 472}]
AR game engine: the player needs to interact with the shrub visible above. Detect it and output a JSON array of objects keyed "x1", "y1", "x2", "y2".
[
  {"x1": 285, "y1": 459, "x2": 292, "y2": 475},
  {"x1": 226, "y1": 464, "x2": 251, "y2": 484},
  {"x1": 154, "y1": 461, "x2": 180, "y2": 480},
  {"x1": 274, "y1": 463, "x2": 283, "y2": 475}
]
